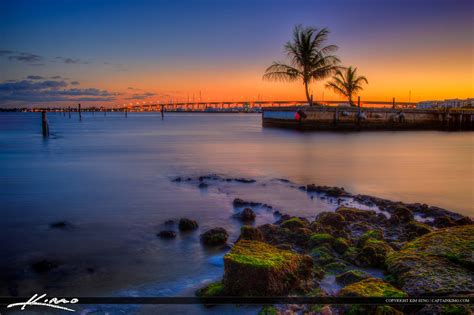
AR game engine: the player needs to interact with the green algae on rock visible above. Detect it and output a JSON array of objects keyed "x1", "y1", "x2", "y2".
[
  {"x1": 223, "y1": 240, "x2": 313, "y2": 296},
  {"x1": 386, "y1": 225, "x2": 474, "y2": 295},
  {"x1": 195, "y1": 281, "x2": 225, "y2": 297},
  {"x1": 280, "y1": 217, "x2": 308, "y2": 230},
  {"x1": 309, "y1": 233, "x2": 334, "y2": 248},
  {"x1": 338, "y1": 278, "x2": 407, "y2": 298}
]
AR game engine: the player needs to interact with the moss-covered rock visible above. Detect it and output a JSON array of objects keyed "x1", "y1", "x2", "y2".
[
  {"x1": 336, "y1": 270, "x2": 372, "y2": 286},
  {"x1": 200, "y1": 227, "x2": 228, "y2": 246},
  {"x1": 386, "y1": 225, "x2": 474, "y2": 295},
  {"x1": 258, "y1": 305, "x2": 278, "y2": 315},
  {"x1": 356, "y1": 238, "x2": 393, "y2": 267},
  {"x1": 338, "y1": 278, "x2": 407, "y2": 298},
  {"x1": 324, "y1": 261, "x2": 348, "y2": 273},
  {"x1": 388, "y1": 205, "x2": 413, "y2": 223},
  {"x1": 239, "y1": 226, "x2": 264, "y2": 241},
  {"x1": 195, "y1": 281, "x2": 225, "y2": 297},
  {"x1": 310, "y1": 246, "x2": 335, "y2": 265},
  {"x1": 335, "y1": 207, "x2": 377, "y2": 222},
  {"x1": 309, "y1": 233, "x2": 334, "y2": 248},
  {"x1": 280, "y1": 217, "x2": 308, "y2": 230},
  {"x1": 404, "y1": 220, "x2": 432, "y2": 240},
  {"x1": 315, "y1": 212, "x2": 347, "y2": 229},
  {"x1": 223, "y1": 240, "x2": 313, "y2": 296},
  {"x1": 333, "y1": 237, "x2": 350, "y2": 254},
  {"x1": 357, "y1": 230, "x2": 384, "y2": 247}
]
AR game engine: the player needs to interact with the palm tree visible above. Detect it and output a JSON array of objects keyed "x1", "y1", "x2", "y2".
[
  {"x1": 263, "y1": 25, "x2": 340, "y2": 106},
  {"x1": 325, "y1": 66, "x2": 368, "y2": 106}
]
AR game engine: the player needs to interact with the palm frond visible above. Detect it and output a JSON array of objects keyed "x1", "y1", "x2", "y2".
[{"x1": 263, "y1": 62, "x2": 302, "y2": 82}]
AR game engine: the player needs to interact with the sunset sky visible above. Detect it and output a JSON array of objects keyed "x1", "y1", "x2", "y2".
[{"x1": 0, "y1": 0, "x2": 473, "y2": 107}]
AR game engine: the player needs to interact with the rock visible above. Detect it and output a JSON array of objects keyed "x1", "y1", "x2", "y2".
[
  {"x1": 333, "y1": 237, "x2": 350, "y2": 254},
  {"x1": 335, "y1": 207, "x2": 377, "y2": 222},
  {"x1": 233, "y1": 178, "x2": 256, "y2": 183},
  {"x1": 49, "y1": 221, "x2": 73, "y2": 229},
  {"x1": 178, "y1": 218, "x2": 198, "y2": 231},
  {"x1": 233, "y1": 198, "x2": 261, "y2": 207},
  {"x1": 258, "y1": 306, "x2": 279, "y2": 315},
  {"x1": 195, "y1": 281, "x2": 225, "y2": 297},
  {"x1": 31, "y1": 260, "x2": 59, "y2": 273},
  {"x1": 335, "y1": 270, "x2": 372, "y2": 286},
  {"x1": 404, "y1": 220, "x2": 432, "y2": 240},
  {"x1": 308, "y1": 233, "x2": 334, "y2": 248},
  {"x1": 432, "y1": 216, "x2": 456, "y2": 228},
  {"x1": 386, "y1": 225, "x2": 474, "y2": 295},
  {"x1": 315, "y1": 212, "x2": 347, "y2": 229},
  {"x1": 454, "y1": 217, "x2": 473, "y2": 226},
  {"x1": 357, "y1": 230, "x2": 384, "y2": 247},
  {"x1": 164, "y1": 219, "x2": 175, "y2": 225},
  {"x1": 198, "y1": 182, "x2": 208, "y2": 189},
  {"x1": 239, "y1": 226, "x2": 264, "y2": 241},
  {"x1": 310, "y1": 246, "x2": 335, "y2": 265},
  {"x1": 238, "y1": 208, "x2": 256, "y2": 222},
  {"x1": 157, "y1": 230, "x2": 176, "y2": 239},
  {"x1": 338, "y1": 278, "x2": 407, "y2": 298},
  {"x1": 306, "y1": 185, "x2": 348, "y2": 197},
  {"x1": 389, "y1": 205, "x2": 413, "y2": 223},
  {"x1": 356, "y1": 238, "x2": 393, "y2": 267},
  {"x1": 223, "y1": 240, "x2": 313, "y2": 296},
  {"x1": 171, "y1": 176, "x2": 182, "y2": 182},
  {"x1": 280, "y1": 217, "x2": 309, "y2": 230},
  {"x1": 273, "y1": 210, "x2": 282, "y2": 216},
  {"x1": 200, "y1": 227, "x2": 229, "y2": 246}
]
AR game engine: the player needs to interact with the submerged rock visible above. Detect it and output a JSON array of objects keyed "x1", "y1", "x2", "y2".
[
  {"x1": 306, "y1": 185, "x2": 348, "y2": 197},
  {"x1": 49, "y1": 221, "x2": 73, "y2": 229},
  {"x1": 280, "y1": 217, "x2": 309, "y2": 230},
  {"x1": 335, "y1": 270, "x2": 372, "y2": 286},
  {"x1": 157, "y1": 230, "x2": 176, "y2": 239},
  {"x1": 200, "y1": 227, "x2": 229, "y2": 246},
  {"x1": 178, "y1": 218, "x2": 199, "y2": 231},
  {"x1": 198, "y1": 182, "x2": 208, "y2": 189},
  {"x1": 237, "y1": 208, "x2": 256, "y2": 222},
  {"x1": 223, "y1": 240, "x2": 312, "y2": 296},
  {"x1": 403, "y1": 220, "x2": 432, "y2": 240},
  {"x1": 386, "y1": 225, "x2": 474, "y2": 295},
  {"x1": 232, "y1": 198, "x2": 261, "y2": 207},
  {"x1": 388, "y1": 205, "x2": 414, "y2": 224},
  {"x1": 335, "y1": 207, "x2": 377, "y2": 222}
]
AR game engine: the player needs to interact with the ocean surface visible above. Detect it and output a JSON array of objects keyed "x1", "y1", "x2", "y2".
[{"x1": 1, "y1": 112, "x2": 472, "y2": 314}]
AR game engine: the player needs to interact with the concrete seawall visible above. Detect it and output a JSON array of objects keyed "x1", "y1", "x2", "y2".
[{"x1": 262, "y1": 106, "x2": 474, "y2": 131}]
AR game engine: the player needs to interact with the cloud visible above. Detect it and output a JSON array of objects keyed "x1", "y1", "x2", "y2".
[
  {"x1": 0, "y1": 50, "x2": 15, "y2": 56},
  {"x1": 55, "y1": 56, "x2": 90, "y2": 64},
  {"x1": 51, "y1": 76, "x2": 62, "y2": 79},
  {"x1": 125, "y1": 92, "x2": 157, "y2": 100},
  {"x1": 0, "y1": 78, "x2": 119, "y2": 106},
  {"x1": 27, "y1": 75, "x2": 44, "y2": 80},
  {"x1": 70, "y1": 81, "x2": 80, "y2": 85},
  {"x1": 8, "y1": 52, "x2": 44, "y2": 63}
]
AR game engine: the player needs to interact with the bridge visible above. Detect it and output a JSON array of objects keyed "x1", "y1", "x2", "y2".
[{"x1": 118, "y1": 99, "x2": 417, "y2": 111}]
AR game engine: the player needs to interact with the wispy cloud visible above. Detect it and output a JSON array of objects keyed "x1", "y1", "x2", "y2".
[
  {"x1": 0, "y1": 78, "x2": 119, "y2": 106},
  {"x1": 27, "y1": 75, "x2": 44, "y2": 80},
  {"x1": 125, "y1": 92, "x2": 157, "y2": 100}
]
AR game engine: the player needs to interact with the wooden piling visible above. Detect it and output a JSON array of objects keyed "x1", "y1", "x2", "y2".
[
  {"x1": 125, "y1": 107, "x2": 128, "y2": 118},
  {"x1": 68, "y1": 106, "x2": 71, "y2": 118},
  {"x1": 41, "y1": 111, "x2": 49, "y2": 137},
  {"x1": 160, "y1": 105, "x2": 164, "y2": 119},
  {"x1": 78, "y1": 103, "x2": 82, "y2": 121},
  {"x1": 392, "y1": 97, "x2": 395, "y2": 109}
]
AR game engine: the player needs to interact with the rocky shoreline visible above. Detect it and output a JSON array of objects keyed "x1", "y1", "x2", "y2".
[{"x1": 170, "y1": 175, "x2": 473, "y2": 315}]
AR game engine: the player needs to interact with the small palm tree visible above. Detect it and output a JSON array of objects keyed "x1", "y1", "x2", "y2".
[
  {"x1": 325, "y1": 67, "x2": 368, "y2": 106},
  {"x1": 263, "y1": 25, "x2": 340, "y2": 106}
]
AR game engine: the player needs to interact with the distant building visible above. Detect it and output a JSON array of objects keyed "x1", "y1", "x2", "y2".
[{"x1": 417, "y1": 98, "x2": 473, "y2": 109}]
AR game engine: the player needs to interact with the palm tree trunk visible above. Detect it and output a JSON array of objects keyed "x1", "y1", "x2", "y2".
[{"x1": 304, "y1": 80, "x2": 312, "y2": 106}]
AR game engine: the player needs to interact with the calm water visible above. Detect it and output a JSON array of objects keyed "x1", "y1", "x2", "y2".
[{"x1": 1, "y1": 112, "x2": 472, "y2": 313}]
